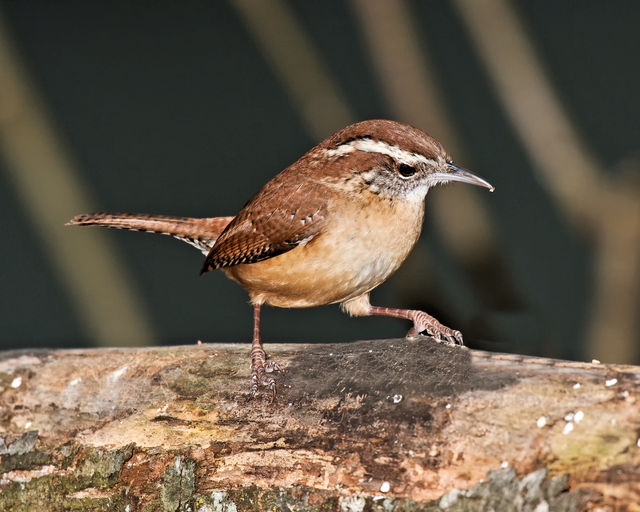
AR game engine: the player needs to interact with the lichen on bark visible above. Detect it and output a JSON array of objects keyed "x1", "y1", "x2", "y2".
[{"x1": 0, "y1": 341, "x2": 638, "y2": 510}]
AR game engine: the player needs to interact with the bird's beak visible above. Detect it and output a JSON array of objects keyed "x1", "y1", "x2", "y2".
[{"x1": 433, "y1": 163, "x2": 494, "y2": 192}]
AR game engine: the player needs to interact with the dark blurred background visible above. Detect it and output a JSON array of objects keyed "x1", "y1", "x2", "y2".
[{"x1": 1, "y1": 1, "x2": 638, "y2": 363}]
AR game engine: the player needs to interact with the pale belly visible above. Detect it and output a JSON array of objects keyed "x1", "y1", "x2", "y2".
[{"x1": 224, "y1": 198, "x2": 425, "y2": 308}]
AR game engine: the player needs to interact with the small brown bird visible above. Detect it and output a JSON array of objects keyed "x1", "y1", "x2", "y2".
[{"x1": 68, "y1": 120, "x2": 493, "y2": 395}]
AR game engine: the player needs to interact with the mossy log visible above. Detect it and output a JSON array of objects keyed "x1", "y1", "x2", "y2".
[{"x1": 0, "y1": 338, "x2": 638, "y2": 511}]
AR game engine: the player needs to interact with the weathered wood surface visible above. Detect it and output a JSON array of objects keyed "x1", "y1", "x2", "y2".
[{"x1": 0, "y1": 337, "x2": 638, "y2": 511}]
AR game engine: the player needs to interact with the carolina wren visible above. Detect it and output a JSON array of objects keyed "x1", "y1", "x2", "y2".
[{"x1": 68, "y1": 120, "x2": 494, "y2": 396}]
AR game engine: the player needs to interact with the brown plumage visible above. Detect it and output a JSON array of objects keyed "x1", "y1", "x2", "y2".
[
  {"x1": 68, "y1": 119, "x2": 494, "y2": 396},
  {"x1": 67, "y1": 213, "x2": 233, "y2": 254},
  {"x1": 201, "y1": 180, "x2": 328, "y2": 270}
]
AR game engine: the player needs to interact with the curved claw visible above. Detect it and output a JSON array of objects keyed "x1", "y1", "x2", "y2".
[
  {"x1": 250, "y1": 354, "x2": 283, "y2": 399},
  {"x1": 441, "y1": 330, "x2": 464, "y2": 346},
  {"x1": 250, "y1": 371, "x2": 277, "y2": 398},
  {"x1": 408, "y1": 311, "x2": 465, "y2": 346},
  {"x1": 263, "y1": 376, "x2": 276, "y2": 402},
  {"x1": 264, "y1": 360, "x2": 283, "y2": 375}
]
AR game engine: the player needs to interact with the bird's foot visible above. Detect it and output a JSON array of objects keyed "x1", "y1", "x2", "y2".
[
  {"x1": 407, "y1": 310, "x2": 464, "y2": 346},
  {"x1": 250, "y1": 352, "x2": 284, "y2": 399},
  {"x1": 264, "y1": 360, "x2": 283, "y2": 374}
]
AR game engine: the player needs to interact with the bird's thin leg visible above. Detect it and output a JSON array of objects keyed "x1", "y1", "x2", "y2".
[
  {"x1": 368, "y1": 306, "x2": 464, "y2": 346},
  {"x1": 249, "y1": 304, "x2": 281, "y2": 397}
]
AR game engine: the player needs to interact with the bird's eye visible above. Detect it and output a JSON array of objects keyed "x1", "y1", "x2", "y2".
[{"x1": 397, "y1": 163, "x2": 417, "y2": 178}]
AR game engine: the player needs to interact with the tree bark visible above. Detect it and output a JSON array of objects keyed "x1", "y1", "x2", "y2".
[{"x1": 0, "y1": 338, "x2": 638, "y2": 511}]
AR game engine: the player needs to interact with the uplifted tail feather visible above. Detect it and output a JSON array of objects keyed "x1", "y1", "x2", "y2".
[{"x1": 67, "y1": 212, "x2": 234, "y2": 255}]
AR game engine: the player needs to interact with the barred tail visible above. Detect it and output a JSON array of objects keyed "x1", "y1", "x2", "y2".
[{"x1": 66, "y1": 212, "x2": 234, "y2": 255}]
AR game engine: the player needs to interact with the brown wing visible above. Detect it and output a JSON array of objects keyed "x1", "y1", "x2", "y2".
[{"x1": 200, "y1": 173, "x2": 328, "y2": 273}]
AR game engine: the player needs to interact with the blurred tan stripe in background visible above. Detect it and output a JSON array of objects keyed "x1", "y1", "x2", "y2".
[
  {"x1": 0, "y1": 13, "x2": 155, "y2": 347},
  {"x1": 231, "y1": 0, "x2": 352, "y2": 140},
  {"x1": 454, "y1": 0, "x2": 639, "y2": 362}
]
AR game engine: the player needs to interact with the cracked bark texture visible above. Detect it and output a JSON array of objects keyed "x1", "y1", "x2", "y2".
[{"x1": 0, "y1": 338, "x2": 638, "y2": 511}]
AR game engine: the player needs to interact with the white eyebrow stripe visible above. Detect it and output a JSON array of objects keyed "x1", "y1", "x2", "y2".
[{"x1": 325, "y1": 138, "x2": 436, "y2": 167}]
